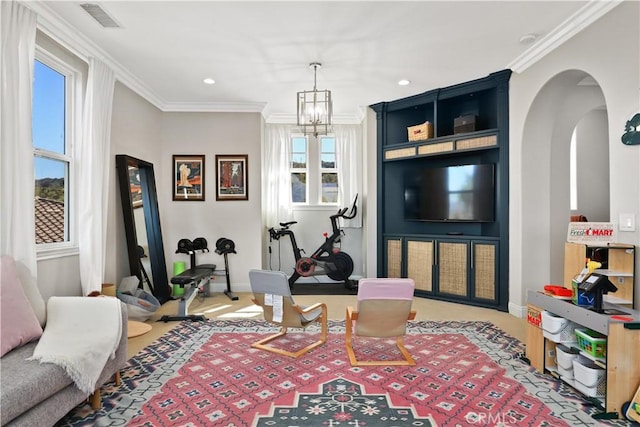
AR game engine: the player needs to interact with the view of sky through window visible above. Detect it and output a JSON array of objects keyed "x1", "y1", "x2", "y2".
[{"x1": 33, "y1": 60, "x2": 65, "y2": 179}]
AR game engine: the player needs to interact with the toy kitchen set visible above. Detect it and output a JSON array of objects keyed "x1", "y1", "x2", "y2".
[{"x1": 526, "y1": 222, "x2": 639, "y2": 422}]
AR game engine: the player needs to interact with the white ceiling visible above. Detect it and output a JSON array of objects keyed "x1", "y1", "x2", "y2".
[{"x1": 31, "y1": 1, "x2": 620, "y2": 122}]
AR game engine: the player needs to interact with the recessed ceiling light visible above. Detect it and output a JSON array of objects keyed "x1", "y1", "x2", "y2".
[
  {"x1": 398, "y1": 79, "x2": 411, "y2": 86},
  {"x1": 203, "y1": 78, "x2": 215, "y2": 85}
]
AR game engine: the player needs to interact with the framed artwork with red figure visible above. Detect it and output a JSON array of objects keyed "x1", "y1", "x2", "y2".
[
  {"x1": 216, "y1": 154, "x2": 248, "y2": 201},
  {"x1": 172, "y1": 154, "x2": 205, "y2": 201}
]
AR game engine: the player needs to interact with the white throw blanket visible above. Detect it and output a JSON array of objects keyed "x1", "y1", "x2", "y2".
[{"x1": 28, "y1": 296, "x2": 122, "y2": 394}]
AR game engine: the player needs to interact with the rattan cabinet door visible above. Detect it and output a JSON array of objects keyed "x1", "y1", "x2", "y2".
[
  {"x1": 407, "y1": 239, "x2": 434, "y2": 292},
  {"x1": 385, "y1": 237, "x2": 403, "y2": 278},
  {"x1": 437, "y1": 241, "x2": 468, "y2": 297},
  {"x1": 473, "y1": 241, "x2": 497, "y2": 301}
]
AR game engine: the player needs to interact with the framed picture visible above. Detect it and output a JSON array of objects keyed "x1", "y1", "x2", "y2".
[
  {"x1": 172, "y1": 155, "x2": 205, "y2": 201},
  {"x1": 216, "y1": 154, "x2": 248, "y2": 201}
]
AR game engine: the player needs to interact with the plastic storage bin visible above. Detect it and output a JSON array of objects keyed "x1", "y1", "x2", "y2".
[
  {"x1": 542, "y1": 311, "x2": 577, "y2": 343},
  {"x1": 556, "y1": 344, "x2": 579, "y2": 379},
  {"x1": 556, "y1": 344, "x2": 580, "y2": 369},
  {"x1": 573, "y1": 356, "x2": 606, "y2": 397},
  {"x1": 558, "y1": 365, "x2": 574, "y2": 379},
  {"x1": 575, "y1": 328, "x2": 607, "y2": 358}
]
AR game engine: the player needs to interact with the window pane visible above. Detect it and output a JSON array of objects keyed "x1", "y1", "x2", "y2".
[
  {"x1": 321, "y1": 153, "x2": 336, "y2": 168},
  {"x1": 291, "y1": 136, "x2": 307, "y2": 169},
  {"x1": 291, "y1": 153, "x2": 306, "y2": 169},
  {"x1": 34, "y1": 157, "x2": 67, "y2": 243},
  {"x1": 321, "y1": 138, "x2": 335, "y2": 153},
  {"x1": 33, "y1": 61, "x2": 65, "y2": 154},
  {"x1": 321, "y1": 172, "x2": 338, "y2": 203},
  {"x1": 320, "y1": 137, "x2": 336, "y2": 169},
  {"x1": 291, "y1": 172, "x2": 306, "y2": 203},
  {"x1": 292, "y1": 137, "x2": 306, "y2": 153}
]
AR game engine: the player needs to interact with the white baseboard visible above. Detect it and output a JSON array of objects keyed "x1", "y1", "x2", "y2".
[{"x1": 508, "y1": 301, "x2": 527, "y2": 319}]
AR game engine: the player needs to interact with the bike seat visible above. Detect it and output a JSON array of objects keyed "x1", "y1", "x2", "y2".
[{"x1": 279, "y1": 221, "x2": 297, "y2": 227}]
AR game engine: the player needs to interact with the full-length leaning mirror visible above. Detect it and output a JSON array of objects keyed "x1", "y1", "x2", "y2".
[{"x1": 116, "y1": 154, "x2": 171, "y2": 304}]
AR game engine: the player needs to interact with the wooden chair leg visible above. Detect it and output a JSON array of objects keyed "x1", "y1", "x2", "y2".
[
  {"x1": 345, "y1": 307, "x2": 358, "y2": 366},
  {"x1": 89, "y1": 389, "x2": 101, "y2": 410},
  {"x1": 396, "y1": 336, "x2": 416, "y2": 366},
  {"x1": 114, "y1": 371, "x2": 121, "y2": 386}
]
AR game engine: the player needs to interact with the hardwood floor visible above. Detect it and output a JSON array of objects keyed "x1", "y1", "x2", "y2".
[{"x1": 126, "y1": 292, "x2": 525, "y2": 359}]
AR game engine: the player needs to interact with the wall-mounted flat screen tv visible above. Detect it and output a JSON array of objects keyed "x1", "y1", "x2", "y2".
[{"x1": 404, "y1": 163, "x2": 495, "y2": 222}]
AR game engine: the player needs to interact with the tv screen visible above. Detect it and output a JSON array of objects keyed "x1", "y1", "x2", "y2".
[{"x1": 404, "y1": 164, "x2": 495, "y2": 222}]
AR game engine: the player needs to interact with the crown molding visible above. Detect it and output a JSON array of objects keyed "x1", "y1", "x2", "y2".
[
  {"x1": 25, "y1": 1, "x2": 167, "y2": 110},
  {"x1": 162, "y1": 101, "x2": 267, "y2": 113},
  {"x1": 507, "y1": 0, "x2": 623, "y2": 73},
  {"x1": 265, "y1": 112, "x2": 364, "y2": 125}
]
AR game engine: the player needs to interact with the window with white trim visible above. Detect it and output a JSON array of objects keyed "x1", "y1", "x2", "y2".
[
  {"x1": 320, "y1": 136, "x2": 338, "y2": 203},
  {"x1": 32, "y1": 53, "x2": 77, "y2": 248},
  {"x1": 290, "y1": 136, "x2": 308, "y2": 203},
  {"x1": 290, "y1": 135, "x2": 338, "y2": 205}
]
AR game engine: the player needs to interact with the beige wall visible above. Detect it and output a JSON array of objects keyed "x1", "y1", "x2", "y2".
[
  {"x1": 508, "y1": 1, "x2": 640, "y2": 312},
  {"x1": 107, "y1": 83, "x2": 164, "y2": 286},
  {"x1": 157, "y1": 112, "x2": 263, "y2": 292},
  {"x1": 575, "y1": 109, "x2": 610, "y2": 222},
  {"x1": 108, "y1": 95, "x2": 263, "y2": 292}
]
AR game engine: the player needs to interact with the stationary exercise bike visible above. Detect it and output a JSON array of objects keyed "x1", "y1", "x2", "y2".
[{"x1": 268, "y1": 195, "x2": 358, "y2": 289}]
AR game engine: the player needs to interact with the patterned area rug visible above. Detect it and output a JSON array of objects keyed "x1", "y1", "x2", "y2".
[{"x1": 57, "y1": 320, "x2": 630, "y2": 426}]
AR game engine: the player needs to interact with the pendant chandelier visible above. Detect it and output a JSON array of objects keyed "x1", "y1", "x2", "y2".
[{"x1": 297, "y1": 62, "x2": 332, "y2": 137}]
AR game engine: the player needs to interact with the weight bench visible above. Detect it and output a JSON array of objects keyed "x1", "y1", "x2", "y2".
[{"x1": 159, "y1": 263, "x2": 215, "y2": 322}]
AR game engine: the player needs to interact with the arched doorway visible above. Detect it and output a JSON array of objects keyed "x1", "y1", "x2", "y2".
[{"x1": 520, "y1": 70, "x2": 609, "y2": 288}]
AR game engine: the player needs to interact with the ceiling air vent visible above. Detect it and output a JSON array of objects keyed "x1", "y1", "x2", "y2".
[{"x1": 80, "y1": 3, "x2": 121, "y2": 28}]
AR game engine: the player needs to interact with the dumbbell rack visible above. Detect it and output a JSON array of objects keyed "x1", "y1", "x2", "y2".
[{"x1": 214, "y1": 249, "x2": 238, "y2": 301}]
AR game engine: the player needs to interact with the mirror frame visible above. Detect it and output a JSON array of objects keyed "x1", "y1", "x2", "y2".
[{"x1": 116, "y1": 154, "x2": 171, "y2": 303}]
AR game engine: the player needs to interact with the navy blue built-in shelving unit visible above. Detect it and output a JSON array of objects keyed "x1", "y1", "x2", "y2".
[{"x1": 370, "y1": 70, "x2": 511, "y2": 311}]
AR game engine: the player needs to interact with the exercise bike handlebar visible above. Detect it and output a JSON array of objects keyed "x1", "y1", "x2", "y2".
[
  {"x1": 270, "y1": 194, "x2": 357, "y2": 239},
  {"x1": 332, "y1": 194, "x2": 358, "y2": 220}
]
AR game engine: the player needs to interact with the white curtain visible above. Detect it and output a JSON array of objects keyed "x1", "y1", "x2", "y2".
[
  {"x1": 77, "y1": 58, "x2": 115, "y2": 295},
  {"x1": 263, "y1": 124, "x2": 293, "y2": 228},
  {"x1": 335, "y1": 124, "x2": 363, "y2": 227},
  {"x1": 0, "y1": 1, "x2": 38, "y2": 276}
]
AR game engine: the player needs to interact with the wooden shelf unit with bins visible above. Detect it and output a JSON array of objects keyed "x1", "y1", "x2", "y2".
[
  {"x1": 385, "y1": 235, "x2": 499, "y2": 305},
  {"x1": 526, "y1": 290, "x2": 640, "y2": 418},
  {"x1": 564, "y1": 242, "x2": 636, "y2": 308},
  {"x1": 371, "y1": 70, "x2": 511, "y2": 310}
]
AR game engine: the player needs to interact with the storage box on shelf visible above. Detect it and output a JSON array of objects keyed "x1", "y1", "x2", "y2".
[
  {"x1": 407, "y1": 121, "x2": 433, "y2": 141},
  {"x1": 542, "y1": 310, "x2": 578, "y2": 343},
  {"x1": 556, "y1": 344, "x2": 580, "y2": 380},
  {"x1": 575, "y1": 328, "x2": 607, "y2": 359},
  {"x1": 573, "y1": 356, "x2": 607, "y2": 398},
  {"x1": 454, "y1": 114, "x2": 476, "y2": 134}
]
